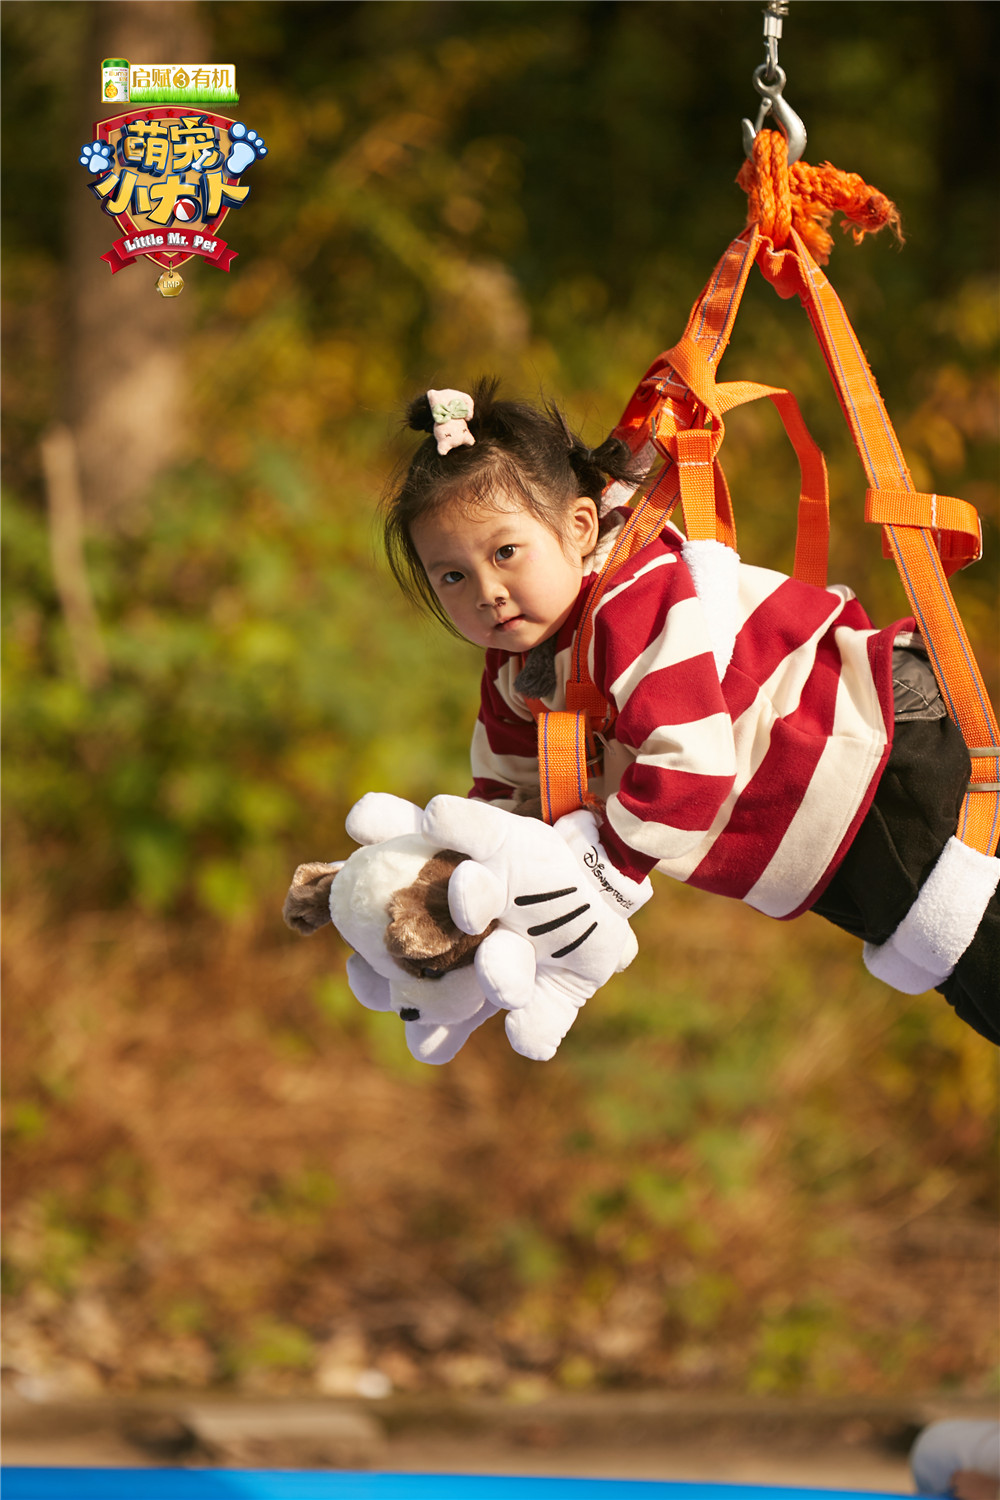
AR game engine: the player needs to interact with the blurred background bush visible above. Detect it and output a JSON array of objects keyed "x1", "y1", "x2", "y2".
[{"x1": 2, "y1": 0, "x2": 997, "y2": 1402}]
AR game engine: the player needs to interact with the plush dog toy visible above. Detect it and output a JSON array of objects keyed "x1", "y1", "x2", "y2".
[{"x1": 283, "y1": 793, "x2": 653, "y2": 1064}]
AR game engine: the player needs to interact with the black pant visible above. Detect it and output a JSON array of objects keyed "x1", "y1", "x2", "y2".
[{"x1": 810, "y1": 713, "x2": 999, "y2": 1045}]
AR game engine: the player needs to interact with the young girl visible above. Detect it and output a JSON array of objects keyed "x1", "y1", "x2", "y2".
[{"x1": 382, "y1": 378, "x2": 999, "y2": 1045}]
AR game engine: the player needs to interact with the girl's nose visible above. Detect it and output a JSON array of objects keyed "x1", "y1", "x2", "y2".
[{"x1": 477, "y1": 574, "x2": 507, "y2": 608}]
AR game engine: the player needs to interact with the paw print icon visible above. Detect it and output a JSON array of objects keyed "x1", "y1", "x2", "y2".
[
  {"x1": 79, "y1": 140, "x2": 114, "y2": 176},
  {"x1": 225, "y1": 123, "x2": 267, "y2": 176}
]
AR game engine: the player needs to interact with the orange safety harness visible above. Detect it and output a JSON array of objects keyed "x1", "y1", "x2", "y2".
[{"x1": 527, "y1": 128, "x2": 1000, "y2": 859}]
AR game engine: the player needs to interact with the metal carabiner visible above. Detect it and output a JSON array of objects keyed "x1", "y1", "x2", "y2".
[{"x1": 741, "y1": 63, "x2": 807, "y2": 165}]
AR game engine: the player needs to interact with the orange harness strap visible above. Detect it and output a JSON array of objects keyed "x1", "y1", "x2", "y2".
[
  {"x1": 753, "y1": 227, "x2": 999, "y2": 852},
  {"x1": 530, "y1": 147, "x2": 998, "y2": 854},
  {"x1": 532, "y1": 233, "x2": 836, "y2": 821},
  {"x1": 530, "y1": 707, "x2": 590, "y2": 825}
]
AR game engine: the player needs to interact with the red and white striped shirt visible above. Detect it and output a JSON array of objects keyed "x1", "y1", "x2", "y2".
[{"x1": 470, "y1": 520, "x2": 901, "y2": 920}]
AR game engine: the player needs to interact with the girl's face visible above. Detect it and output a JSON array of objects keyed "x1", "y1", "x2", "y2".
[{"x1": 411, "y1": 496, "x2": 600, "y2": 652}]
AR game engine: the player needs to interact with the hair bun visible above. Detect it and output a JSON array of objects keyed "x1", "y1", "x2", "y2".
[
  {"x1": 406, "y1": 394, "x2": 435, "y2": 434},
  {"x1": 589, "y1": 435, "x2": 630, "y2": 471}
]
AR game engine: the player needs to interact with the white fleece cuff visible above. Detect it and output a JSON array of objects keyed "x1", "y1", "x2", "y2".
[
  {"x1": 863, "y1": 835, "x2": 1000, "y2": 994},
  {"x1": 681, "y1": 538, "x2": 740, "y2": 680}
]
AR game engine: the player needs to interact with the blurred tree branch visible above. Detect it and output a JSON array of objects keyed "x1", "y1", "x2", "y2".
[
  {"x1": 39, "y1": 423, "x2": 108, "y2": 688},
  {"x1": 66, "y1": 2, "x2": 207, "y2": 529}
]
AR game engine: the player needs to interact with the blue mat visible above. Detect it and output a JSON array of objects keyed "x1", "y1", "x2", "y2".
[{"x1": 0, "y1": 1470, "x2": 913, "y2": 1499}]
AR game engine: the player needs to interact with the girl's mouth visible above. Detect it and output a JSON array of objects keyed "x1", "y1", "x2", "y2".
[{"x1": 494, "y1": 614, "x2": 526, "y2": 632}]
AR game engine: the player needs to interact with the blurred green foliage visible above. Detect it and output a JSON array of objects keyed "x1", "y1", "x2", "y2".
[{"x1": 3, "y1": 467, "x2": 477, "y2": 914}]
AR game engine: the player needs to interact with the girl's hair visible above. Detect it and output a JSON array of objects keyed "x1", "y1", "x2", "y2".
[{"x1": 381, "y1": 376, "x2": 642, "y2": 628}]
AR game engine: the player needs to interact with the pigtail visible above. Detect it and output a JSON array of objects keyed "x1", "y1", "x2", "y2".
[
  {"x1": 406, "y1": 394, "x2": 435, "y2": 435},
  {"x1": 406, "y1": 377, "x2": 503, "y2": 445},
  {"x1": 465, "y1": 375, "x2": 502, "y2": 441},
  {"x1": 566, "y1": 428, "x2": 644, "y2": 504},
  {"x1": 590, "y1": 433, "x2": 634, "y2": 478}
]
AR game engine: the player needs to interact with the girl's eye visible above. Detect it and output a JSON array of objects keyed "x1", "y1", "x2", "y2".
[
  {"x1": 441, "y1": 570, "x2": 463, "y2": 585},
  {"x1": 495, "y1": 545, "x2": 516, "y2": 561}
]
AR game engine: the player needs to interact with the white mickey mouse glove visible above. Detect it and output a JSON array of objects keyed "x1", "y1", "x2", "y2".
[{"x1": 420, "y1": 797, "x2": 652, "y2": 1061}]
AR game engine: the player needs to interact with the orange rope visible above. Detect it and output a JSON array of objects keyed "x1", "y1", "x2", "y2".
[{"x1": 737, "y1": 130, "x2": 904, "y2": 263}]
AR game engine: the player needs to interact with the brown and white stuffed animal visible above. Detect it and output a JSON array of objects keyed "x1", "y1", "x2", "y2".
[{"x1": 283, "y1": 793, "x2": 653, "y2": 1064}]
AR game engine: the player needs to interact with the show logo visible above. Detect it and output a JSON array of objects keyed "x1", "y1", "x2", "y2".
[{"x1": 80, "y1": 62, "x2": 265, "y2": 297}]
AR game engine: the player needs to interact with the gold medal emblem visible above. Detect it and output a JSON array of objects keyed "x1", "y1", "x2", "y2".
[{"x1": 155, "y1": 269, "x2": 185, "y2": 298}]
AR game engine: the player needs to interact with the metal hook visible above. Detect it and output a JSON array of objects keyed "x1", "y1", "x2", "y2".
[{"x1": 741, "y1": 63, "x2": 807, "y2": 165}]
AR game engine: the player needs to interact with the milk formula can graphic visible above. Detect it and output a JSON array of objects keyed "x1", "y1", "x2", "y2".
[{"x1": 101, "y1": 59, "x2": 129, "y2": 104}]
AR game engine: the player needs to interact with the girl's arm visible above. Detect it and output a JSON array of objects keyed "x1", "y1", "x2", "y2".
[
  {"x1": 593, "y1": 548, "x2": 738, "y2": 884},
  {"x1": 469, "y1": 662, "x2": 540, "y2": 809}
]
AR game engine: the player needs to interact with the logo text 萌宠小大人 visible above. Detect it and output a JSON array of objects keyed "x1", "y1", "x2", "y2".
[{"x1": 78, "y1": 105, "x2": 266, "y2": 295}]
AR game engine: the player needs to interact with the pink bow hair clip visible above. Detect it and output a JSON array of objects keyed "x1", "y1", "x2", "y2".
[{"x1": 427, "y1": 388, "x2": 475, "y2": 456}]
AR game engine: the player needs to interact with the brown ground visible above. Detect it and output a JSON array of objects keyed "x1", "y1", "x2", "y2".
[{"x1": 3, "y1": 887, "x2": 997, "y2": 1417}]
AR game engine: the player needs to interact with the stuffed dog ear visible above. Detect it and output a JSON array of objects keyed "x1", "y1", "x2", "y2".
[
  {"x1": 345, "y1": 793, "x2": 423, "y2": 846},
  {"x1": 385, "y1": 850, "x2": 492, "y2": 976},
  {"x1": 283, "y1": 860, "x2": 345, "y2": 935},
  {"x1": 405, "y1": 1002, "x2": 501, "y2": 1064}
]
